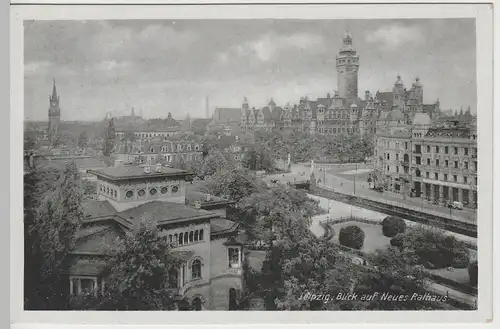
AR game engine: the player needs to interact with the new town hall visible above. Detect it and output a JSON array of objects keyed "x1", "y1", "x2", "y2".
[{"x1": 239, "y1": 30, "x2": 441, "y2": 136}]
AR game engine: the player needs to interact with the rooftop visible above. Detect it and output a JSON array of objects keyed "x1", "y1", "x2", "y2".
[
  {"x1": 88, "y1": 165, "x2": 188, "y2": 181},
  {"x1": 116, "y1": 200, "x2": 217, "y2": 226}
]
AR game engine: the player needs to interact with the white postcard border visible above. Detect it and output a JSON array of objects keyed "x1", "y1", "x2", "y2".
[{"x1": 10, "y1": 2, "x2": 494, "y2": 325}]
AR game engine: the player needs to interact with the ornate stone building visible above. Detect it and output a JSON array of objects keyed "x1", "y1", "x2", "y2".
[
  {"x1": 65, "y1": 163, "x2": 243, "y2": 310},
  {"x1": 373, "y1": 108, "x2": 478, "y2": 208},
  {"x1": 239, "y1": 31, "x2": 441, "y2": 136}
]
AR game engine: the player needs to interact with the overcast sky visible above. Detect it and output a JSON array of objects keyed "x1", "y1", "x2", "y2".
[{"x1": 24, "y1": 19, "x2": 476, "y2": 121}]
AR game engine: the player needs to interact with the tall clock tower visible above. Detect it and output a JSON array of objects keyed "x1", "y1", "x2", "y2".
[
  {"x1": 336, "y1": 30, "x2": 359, "y2": 100},
  {"x1": 48, "y1": 79, "x2": 60, "y2": 146}
]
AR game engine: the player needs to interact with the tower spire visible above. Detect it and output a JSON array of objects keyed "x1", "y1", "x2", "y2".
[{"x1": 51, "y1": 78, "x2": 58, "y2": 100}]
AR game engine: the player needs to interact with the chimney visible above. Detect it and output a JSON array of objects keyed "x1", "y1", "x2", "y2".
[
  {"x1": 155, "y1": 163, "x2": 162, "y2": 173},
  {"x1": 144, "y1": 166, "x2": 151, "y2": 174},
  {"x1": 205, "y1": 193, "x2": 211, "y2": 201}
]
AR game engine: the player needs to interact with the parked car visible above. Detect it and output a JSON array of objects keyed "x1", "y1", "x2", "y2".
[{"x1": 448, "y1": 201, "x2": 464, "y2": 210}]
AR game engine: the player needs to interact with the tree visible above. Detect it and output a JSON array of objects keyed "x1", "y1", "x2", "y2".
[
  {"x1": 241, "y1": 145, "x2": 275, "y2": 173},
  {"x1": 81, "y1": 180, "x2": 97, "y2": 199},
  {"x1": 203, "y1": 167, "x2": 266, "y2": 204},
  {"x1": 199, "y1": 148, "x2": 230, "y2": 178},
  {"x1": 24, "y1": 133, "x2": 36, "y2": 151},
  {"x1": 24, "y1": 162, "x2": 84, "y2": 310},
  {"x1": 351, "y1": 248, "x2": 439, "y2": 310},
  {"x1": 89, "y1": 216, "x2": 182, "y2": 310},
  {"x1": 339, "y1": 225, "x2": 365, "y2": 250},
  {"x1": 468, "y1": 260, "x2": 478, "y2": 286},
  {"x1": 78, "y1": 131, "x2": 88, "y2": 149},
  {"x1": 103, "y1": 118, "x2": 116, "y2": 156},
  {"x1": 402, "y1": 225, "x2": 470, "y2": 269},
  {"x1": 382, "y1": 216, "x2": 407, "y2": 237}
]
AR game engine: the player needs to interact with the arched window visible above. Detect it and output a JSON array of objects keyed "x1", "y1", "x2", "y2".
[
  {"x1": 168, "y1": 235, "x2": 172, "y2": 244},
  {"x1": 189, "y1": 231, "x2": 194, "y2": 242},
  {"x1": 191, "y1": 259, "x2": 202, "y2": 280},
  {"x1": 174, "y1": 233, "x2": 178, "y2": 245},
  {"x1": 194, "y1": 230, "x2": 199, "y2": 242},
  {"x1": 184, "y1": 232, "x2": 189, "y2": 244},
  {"x1": 199, "y1": 229, "x2": 204, "y2": 241},
  {"x1": 178, "y1": 233, "x2": 183, "y2": 245}
]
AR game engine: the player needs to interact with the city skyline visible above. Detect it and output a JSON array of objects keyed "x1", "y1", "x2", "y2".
[{"x1": 24, "y1": 18, "x2": 476, "y2": 122}]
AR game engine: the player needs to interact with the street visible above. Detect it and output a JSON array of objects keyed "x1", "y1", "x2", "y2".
[{"x1": 287, "y1": 163, "x2": 477, "y2": 224}]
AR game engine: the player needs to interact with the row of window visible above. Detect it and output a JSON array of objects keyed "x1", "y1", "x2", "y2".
[
  {"x1": 100, "y1": 185, "x2": 118, "y2": 198},
  {"x1": 337, "y1": 58, "x2": 358, "y2": 65},
  {"x1": 125, "y1": 185, "x2": 179, "y2": 199},
  {"x1": 391, "y1": 165, "x2": 478, "y2": 185},
  {"x1": 168, "y1": 229, "x2": 204, "y2": 246},
  {"x1": 419, "y1": 158, "x2": 477, "y2": 171},
  {"x1": 416, "y1": 145, "x2": 477, "y2": 156},
  {"x1": 317, "y1": 127, "x2": 359, "y2": 134}
]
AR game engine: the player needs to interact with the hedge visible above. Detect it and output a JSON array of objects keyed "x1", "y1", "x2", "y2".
[
  {"x1": 382, "y1": 216, "x2": 407, "y2": 237},
  {"x1": 339, "y1": 225, "x2": 365, "y2": 250}
]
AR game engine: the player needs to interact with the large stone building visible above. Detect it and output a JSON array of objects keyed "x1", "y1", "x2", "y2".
[
  {"x1": 112, "y1": 137, "x2": 204, "y2": 166},
  {"x1": 373, "y1": 108, "x2": 477, "y2": 208},
  {"x1": 65, "y1": 162, "x2": 243, "y2": 310},
  {"x1": 239, "y1": 31, "x2": 441, "y2": 136},
  {"x1": 111, "y1": 110, "x2": 193, "y2": 139},
  {"x1": 48, "y1": 79, "x2": 61, "y2": 145}
]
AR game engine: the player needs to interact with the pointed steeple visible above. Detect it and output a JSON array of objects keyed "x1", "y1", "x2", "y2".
[{"x1": 51, "y1": 78, "x2": 58, "y2": 100}]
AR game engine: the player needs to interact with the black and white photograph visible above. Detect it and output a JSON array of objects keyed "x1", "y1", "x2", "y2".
[{"x1": 10, "y1": 2, "x2": 494, "y2": 326}]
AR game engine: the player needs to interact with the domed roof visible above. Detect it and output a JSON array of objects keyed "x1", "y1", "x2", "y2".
[
  {"x1": 386, "y1": 107, "x2": 405, "y2": 122},
  {"x1": 413, "y1": 111, "x2": 431, "y2": 126}
]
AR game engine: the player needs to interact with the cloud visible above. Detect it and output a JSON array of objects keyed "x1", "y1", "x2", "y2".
[
  {"x1": 365, "y1": 24, "x2": 424, "y2": 50},
  {"x1": 24, "y1": 61, "x2": 52, "y2": 76},
  {"x1": 223, "y1": 32, "x2": 326, "y2": 63}
]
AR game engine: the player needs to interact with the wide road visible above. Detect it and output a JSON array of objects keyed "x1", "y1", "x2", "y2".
[{"x1": 287, "y1": 163, "x2": 477, "y2": 224}]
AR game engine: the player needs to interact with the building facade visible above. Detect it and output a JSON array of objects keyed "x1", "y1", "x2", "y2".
[
  {"x1": 48, "y1": 79, "x2": 61, "y2": 145},
  {"x1": 111, "y1": 111, "x2": 193, "y2": 139},
  {"x1": 239, "y1": 31, "x2": 441, "y2": 137},
  {"x1": 373, "y1": 109, "x2": 478, "y2": 208},
  {"x1": 113, "y1": 138, "x2": 204, "y2": 166},
  {"x1": 65, "y1": 163, "x2": 243, "y2": 310}
]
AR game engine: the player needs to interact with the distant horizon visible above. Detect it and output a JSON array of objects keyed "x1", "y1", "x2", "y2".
[{"x1": 24, "y1": 19, "x2": 477, "y2": 122}]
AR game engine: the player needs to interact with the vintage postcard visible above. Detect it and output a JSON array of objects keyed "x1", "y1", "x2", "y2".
[{"x1": 10, "y1": 1, "x2": 494, "y2": 327}]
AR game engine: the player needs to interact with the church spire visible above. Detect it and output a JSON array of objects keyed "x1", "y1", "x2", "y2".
[{"x1": 51, "y1": 78, "x2": 58, "y2": 100}]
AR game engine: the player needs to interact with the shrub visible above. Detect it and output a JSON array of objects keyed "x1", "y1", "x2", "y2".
[
  {"x1": 339, "y1": 225, "x2": 365, "y2": 250},
  {"x1": 452, "y1": 251, "x2": 470, "y2": 269},
  {"x1": 390, "y1": 233, "x2": 405, "y2": 250},
  {"x1": 382, "y1": 216, "x2": 406, "y2": 237},
  {"x1": 404, "y1": 226, "x2": 470, "y2": 269},
  {"x1": 468, "y1": 261, "x2": 478, "y2": 286}
]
